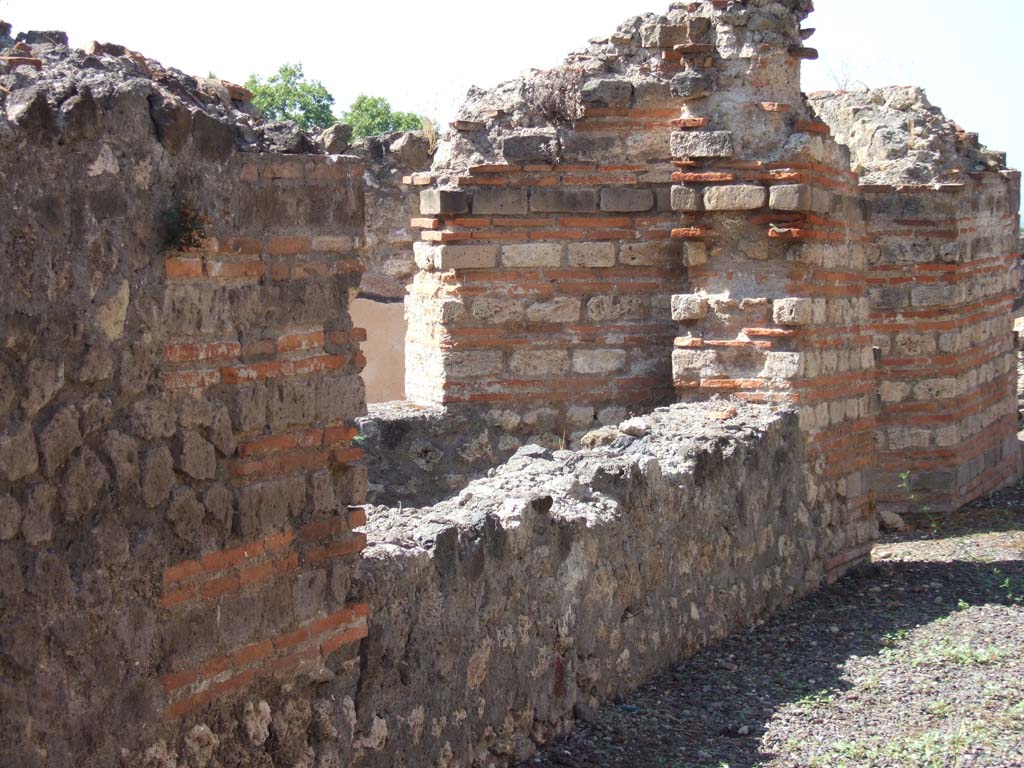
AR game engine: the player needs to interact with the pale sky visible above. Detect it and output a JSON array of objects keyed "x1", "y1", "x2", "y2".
[{"x1": 3, "y1": 0, "x2": 1021, "y2": 200}]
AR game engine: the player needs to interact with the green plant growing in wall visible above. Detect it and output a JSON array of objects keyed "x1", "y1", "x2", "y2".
[
  {"x1": 162, "y1": 203, "x2": 210, "y2": 251},
  {"x1": 898, "y1": 471, "x2": 940, "y2": 535}
]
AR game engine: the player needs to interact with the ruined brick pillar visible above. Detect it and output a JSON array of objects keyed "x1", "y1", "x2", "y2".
[
  {"x1": 402, "y1": 0, "x2": 876, "y2": 572},
  {"x1": 661, "y1": 7, "x2": 878, "y2": 575},
  {"x1": 864, "y1": 172, "x2": 1022, "y2": 515}
]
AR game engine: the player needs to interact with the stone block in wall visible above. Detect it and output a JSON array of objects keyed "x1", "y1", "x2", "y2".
[
  {"x1": 642, "y1": 23, "x2": 691, "y2": 48},
  {"x1": 600, "y1": 187, "x2": 654, "y2": 212},
  {"x1": 472, "y1": 189, "x2": 528, "y2": 216},
  {"x1": 420, "y1": 189, "x2": 468, "y2": 215},
  {"x1": 531, "y1": 189, "x2": 599, "y2": 213},
  {"x1": 671, "y1": 131, "x2": 734, "y2": 159},
  {"x1": 683, "y1": 242, "x2": 709, "y2": 266},
  {"x1": 568, "y1": 242, "x2": 616, "y2": 268},
  {"x1": 191, "y1": 111, "x2": 235, "y2": 162},
  {"x1": 573, "y1": 349, "x2": 627, "y2": 374},
  {"x1": 434, "y1": 244, "x2": 499, "y2": 271},
  {"x1": 770, "y1": 184, "x2": 812, "y2": 212},
  {"x1": 910, "y1": 283, "x2": 958, "y2": 307},
  {"x1": 670, "y1": 71, "x2": 714, "y2": 101},
  {"x1": 773, "y1": 298, "x2": 813, "y2": 326},
  {"x1": 527, "y1": 297, "x2": 583, "y2": 323},
  {"x1": 0, "y1": 424, "x2": 38, "y2": 482},
  {"x1": 672, "y1": 294, "x2": 709, "y2": 321},
  {"x1": 444, "y1": 351, "x2": 504, "y2": 378},
  {"x1": 619, "y1": 241, "x2": 677, "y2": 266},
  {"x1": 811, "y1": 187, "x2": 832, "y2": 214},
  {"x1": 502, "y1": 134, "x2": 558, "y2": 164},
  {"x1": 502, "y1": 243, "x2": 563, "y2": 268},
  {"x1": 510, "y1": 350, "x2": 571, "y2": 376},
  {"x1": 471, "y1": 297, "x2": 526, "y2": 325},
  {"x1": 703, "y1": 185, "x2": 767, "y2": 211},
  {"x1": 581, "y1": 77, "x2": 634, "y2": 107},
  {"x1": 671, "y1": 185, "x2": 703, "y2": 211}
]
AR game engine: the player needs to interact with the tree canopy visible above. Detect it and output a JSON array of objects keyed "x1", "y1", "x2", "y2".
[
  {"x1": 341, "y1": 95, "x2": 423, "y2": 139},
  {"x1": 245, "y1": 63, "x2": 336, "y2": 131},
  {"x1": 244, "y1": 64, "x2": 425, "y2": 138}
]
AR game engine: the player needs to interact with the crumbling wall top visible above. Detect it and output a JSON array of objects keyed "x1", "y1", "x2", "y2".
[
  {"x1": 809, "y1": 86, "x2": 1009, "y2": 185},
  {"x1": 432, "y1": 0, "x2": 815, "y2": 172},
  {"x1": 0, "y1": 24, "x2": 337, "y2": 154}
]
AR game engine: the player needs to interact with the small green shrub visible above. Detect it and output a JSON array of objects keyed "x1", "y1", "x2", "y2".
[{"x1": 162, "y1": 203, "x2": 210, "y2": 250}]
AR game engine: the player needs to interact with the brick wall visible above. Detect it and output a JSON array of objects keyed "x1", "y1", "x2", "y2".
[
  {"x1": 0, "y1": 78, "x2": 369, "y2": 762},
  {"x1": 866, "y1": 172, "x2": 1022, "y2": 515},
  {"x1": 398, "y1": 2, "x2": 875, "y2": 571}
]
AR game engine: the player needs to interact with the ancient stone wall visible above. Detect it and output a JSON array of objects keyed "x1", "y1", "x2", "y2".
[
  {"x1": 0, "y1": 39, "x2": 369, "y2": 765},
  {"x1": 398, "y1": 0, "x2": 874, "y2": 570},
  {"x1": 346, "y1": 404, "x2": 835, "y2": 768},
  {"x1": 812, "y1": 88, "x2": 1022, "y2": 515},
  {"x1": 2, "y1": 3, "x2": 1022, "y2": 767}
]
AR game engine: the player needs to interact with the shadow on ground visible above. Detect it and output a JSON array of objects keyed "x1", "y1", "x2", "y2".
[{"x1": 526, "y1": 512, "x2": 1024, "y2": 768}]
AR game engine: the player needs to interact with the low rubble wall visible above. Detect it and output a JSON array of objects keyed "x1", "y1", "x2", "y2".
[{"x1": 343, "y1": 403, "x2": 855, "y2": 767}]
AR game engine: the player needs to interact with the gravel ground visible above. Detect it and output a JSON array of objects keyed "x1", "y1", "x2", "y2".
[{"x1": 527, "y1": 486, "x2": 1024, "y2": 768}]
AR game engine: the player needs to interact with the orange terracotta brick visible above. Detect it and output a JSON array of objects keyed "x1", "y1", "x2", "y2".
[
  {"x1": 165, "y1": 256, "x2": 204, "y2": 279},
  {"x1": 267, "y1": 236, "x2": 311, "y2": 256}
]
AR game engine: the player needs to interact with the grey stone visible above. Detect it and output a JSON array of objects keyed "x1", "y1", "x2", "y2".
[
  {"x1": 176, "y1": 430, "x2": 217, "y2": 481},
  {"x1": 191, "y1": 110, "x2": 236, "y2": 161},
  {"x1": 263, "y1": 121, "x2": 316, "y2": 154},
  {"x1": 502, "y1": 134, "x2": 558, "y2": 163},
  {"x1": 420, "y1": 189, "x2": 468, "y2": 215},
  {"x1": 641, "y1": 23, "x2": 691, "y2": 48},
  {"x1": 62, "y1": 448, "x2": 109, "y2": 521},
  {"x1": 773, "y1": 298, "x2": 813, "y2": 327},
  {"x1": 388, "y1": 132, "x2": 432, "y2": 167},
  {"x1": 472, "y1": 189, "x2": 528, "y2": 216},
  {"x1": 531, "y1": 189, "x2": 598, "y2": 213},
  {"x1": 600, "y1": 188, "x2": 654, "y2": 212},
  {"x1": 131, "y1": 399, "x2": 177, "y2": 441},
  {"x1": 0, "y1": 494, "x2": 23, "y2": 540},
  {"x1": 911, "y1": 284, "x2": 958, "y2": 307},
  {"x1": 37, "y1": 406, "x2": 83, "y2": 478},
  {"x1": 22, "y1": 484, "x2": 56, "y2": 546},
  {"x1": 103, "y1": 430, "x2": 140, "y2": 495},
  {"x1": 671, "y1": 131, "x2": 734, "y2": 159},
  {"x1": 311, "y1": 470, "x2": 339, "y2": 514},
  {"x1": 671, "y1": 294, "x2": 709, "y2": 321},
  {"x1": 580, "y1": 77, "x2": 634, "y2": 107},
  {"x1": 77, "y1": 345, "x2": 115, "y2": 383},
  {"x1": 320, "y1": 123, "x2": 354, "y2": 154},
  {"x1": 0, "y1": 361, "x2": 13, "y2": 416},
  {"x1": 61, "y1": 87, "x2": 102, "y2": 143},
  {"x1": 671, "y1": 185, "x2": 703, "y2": 211},
  {"x1": 670, "y1": 71, "x2": 713, "y2": 101},
  {"x1": 167, "y1": 486, "x2": 205, "y2": 545},
  {"x1": 24, "y1": 359, "x2": 64, "y2": 415},
  {"x1": 147, "y1": 93, "x2": 191, "y2": 155},
  {"x1": 703, "y1": 185, "x2": 767, "y2": 211},
  {"x1": 211, "y1": 406, "x2": 237, "y2": 457},
  {"x1": 5, "y1": 87, "x2": 59, "y2": 143},
  {"x1": 879, "y1": 510, "x2": 907, "y2": 532},
  {"x1": 0, "y1": 424, "x2": 39, "y2": 482},
  {"x1": 769, "y1": 184, "x2": 812, "y2": 211},
  {"x1": 140, "y1": 446, "x2": 175, "y2": 508},
  {"x1": 204, "y1": 484, "x2": 236, "y2": 533}
]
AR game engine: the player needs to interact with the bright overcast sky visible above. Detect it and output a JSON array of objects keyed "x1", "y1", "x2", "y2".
[{"x1": 3, "y1": 0, "x2": 1022, "y2": 194}]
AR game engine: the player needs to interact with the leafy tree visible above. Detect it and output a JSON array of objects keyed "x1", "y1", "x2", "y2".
[
  {"x1": 341, "y1": 95, "x2": 423, "y2": 139},
  {"x1": 244, "y1": 63, "x2": 336, "y2": 131}
]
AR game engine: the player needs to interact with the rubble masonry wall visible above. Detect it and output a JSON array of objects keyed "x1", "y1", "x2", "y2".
[{"x1": 0, "y1": 70, "x2": 370, "y2": 765}]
